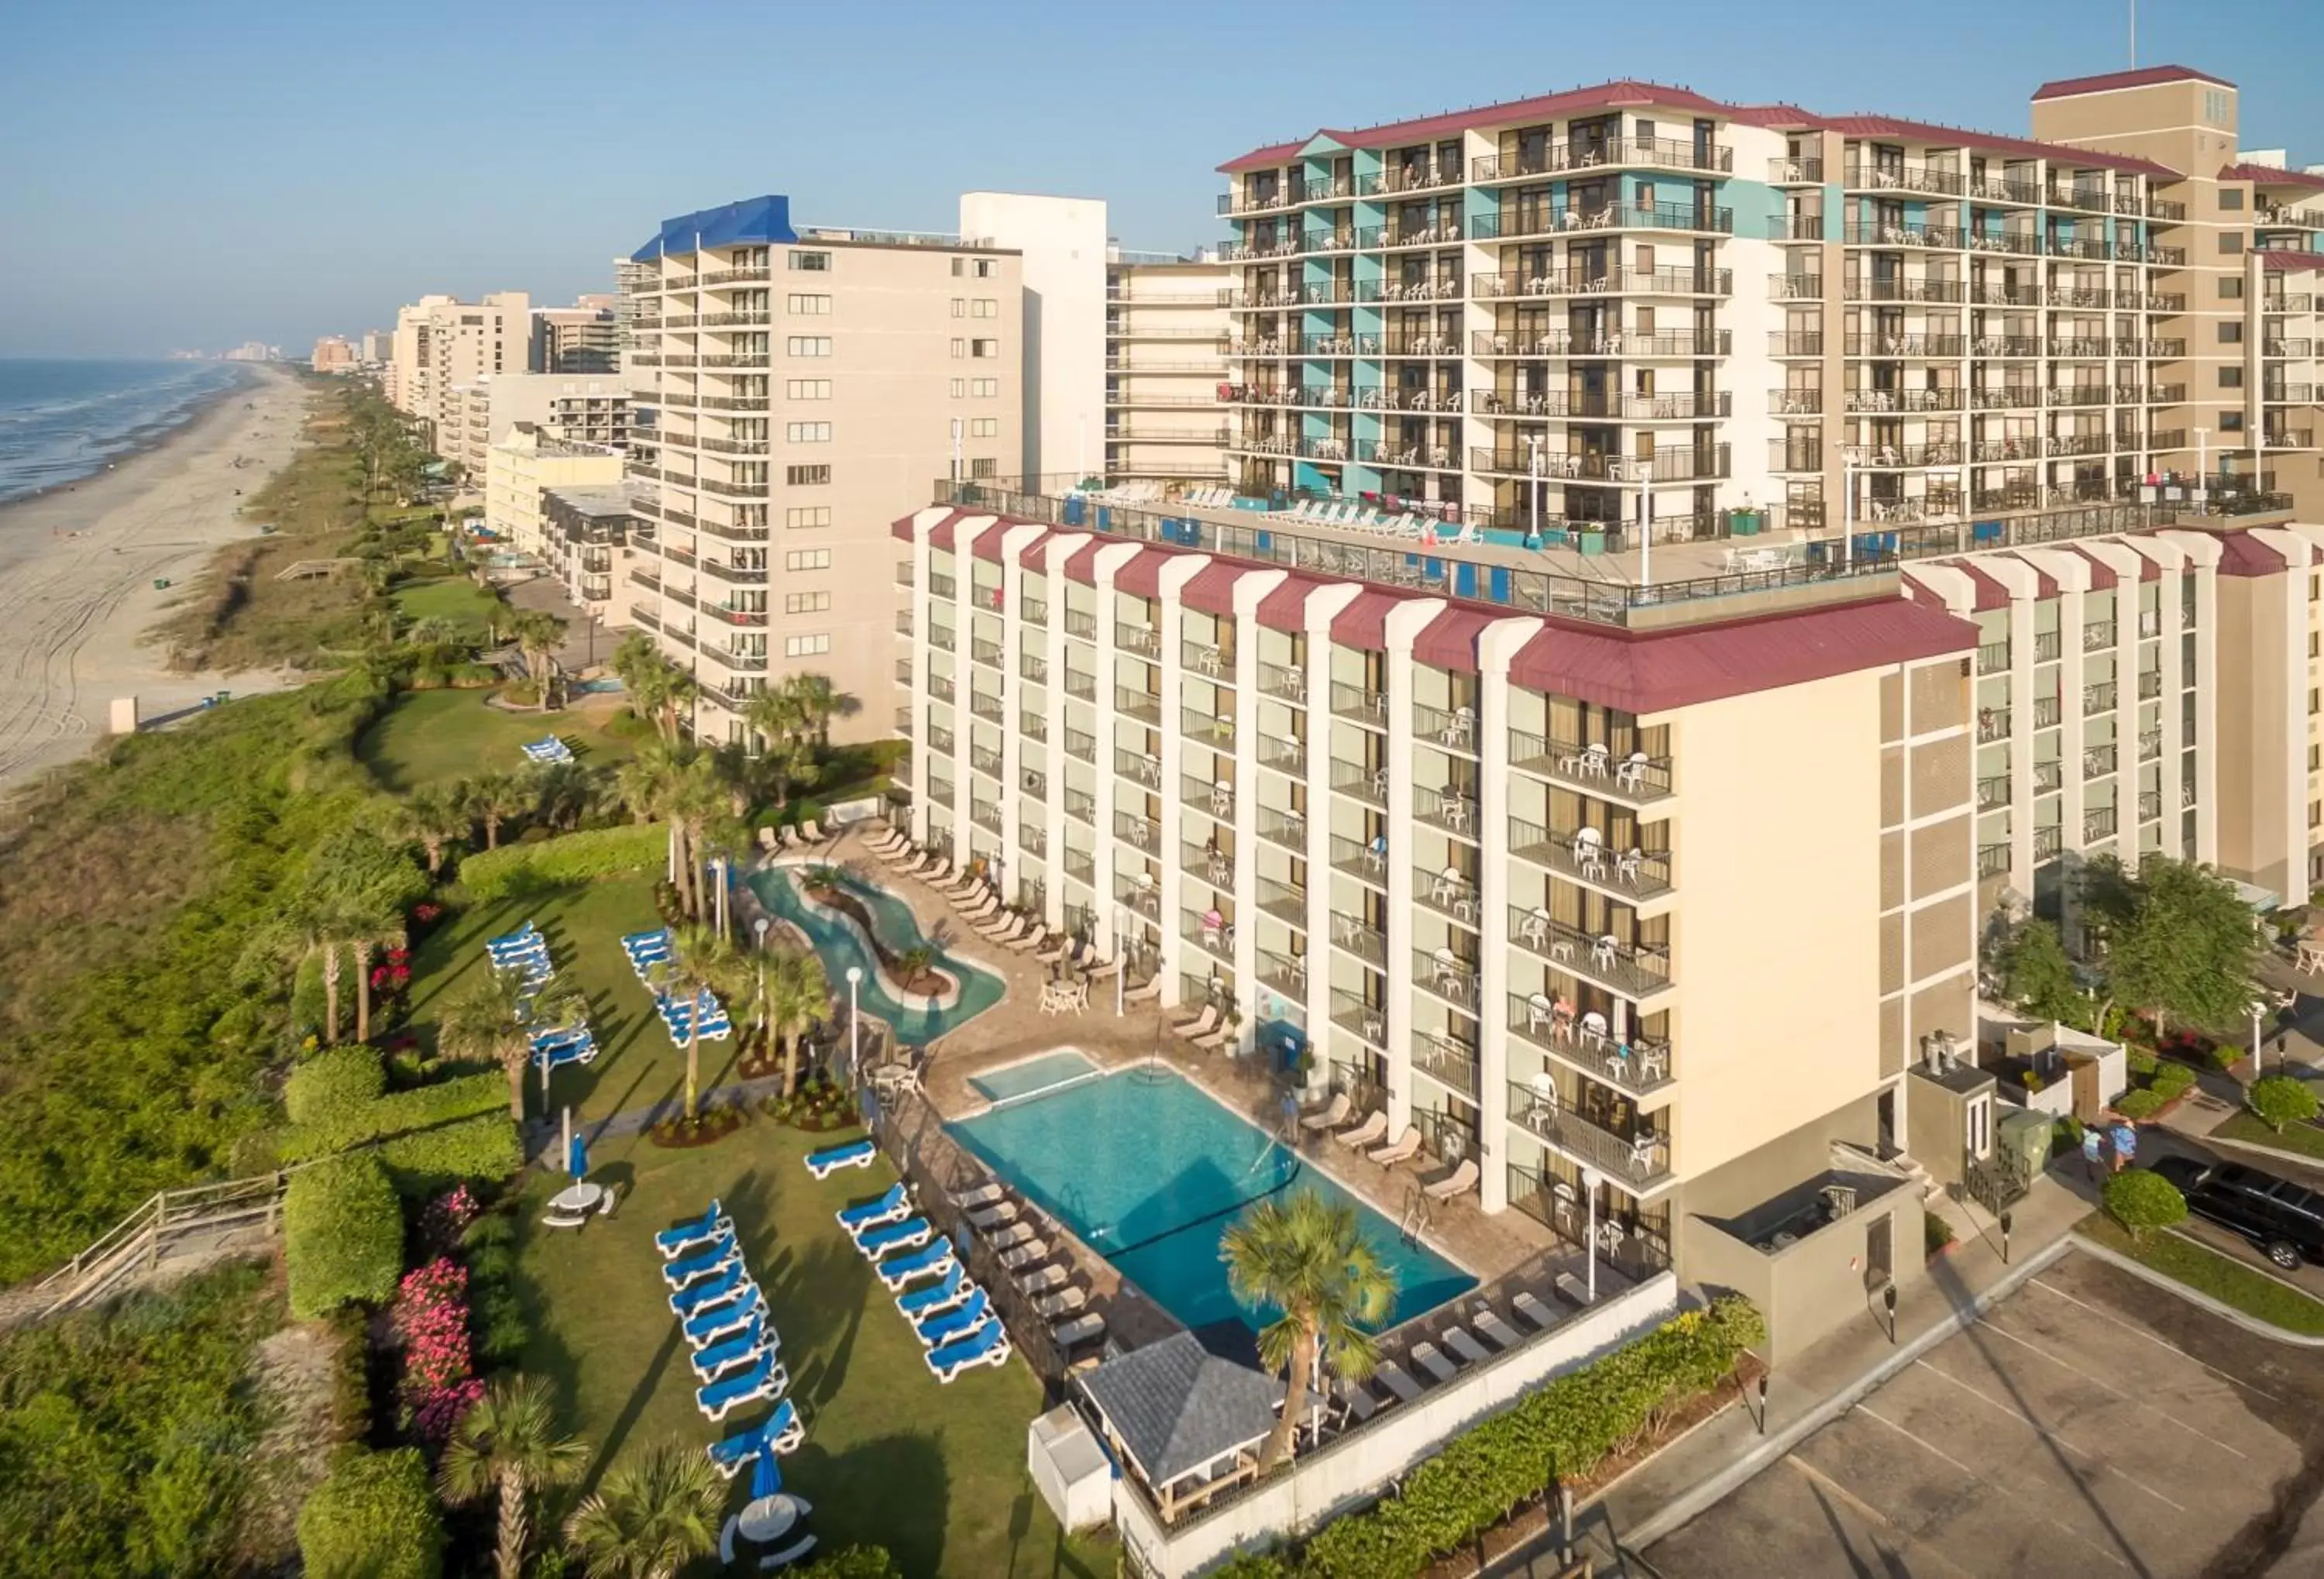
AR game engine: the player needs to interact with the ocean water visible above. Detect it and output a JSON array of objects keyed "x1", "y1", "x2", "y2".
[{"x1": 0, "y1": 359, "x2": 251, "y2": 505}]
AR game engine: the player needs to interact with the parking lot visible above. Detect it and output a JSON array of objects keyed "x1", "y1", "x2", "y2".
[{"x1": 1642, "y1": 1250, "x2": 2324, "y2": 1579}]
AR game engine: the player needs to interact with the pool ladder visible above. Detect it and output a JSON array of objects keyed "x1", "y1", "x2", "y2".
[{"x1": 1399, "y1": 1186, "x2": 1432, "y2": 1249}]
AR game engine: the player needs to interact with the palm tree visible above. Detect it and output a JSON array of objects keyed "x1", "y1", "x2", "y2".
[
  {"x1": 761, "y1": 949, "x2": 831, "y2": 1097},
  {"x1": 439, "y1": 966, "x2": 561, "y2": 1120},
  {"x1": 437, "y1": 1374, "x2": 588, "y2": 1579},
  {"x1": 511, "y1": 609, "x2": 569, "y2": 710},
  {"x1": 562, "y1": 1438, "x2": 723, "y2": 1579},
  {"x1": 348, "y1": 911, "x2": 405, "y2": 1045},
  {"x1": 649, "y1": 924, "x2": 737, "y2": 1122},
  {"x1": 669, "y1": 755, "x2": 733, "y2": 922},
  {"x1": 530, "y1": 761, "x2": 598, "y2": 832},
  {"x1": 287, "y1": 892, "x2": 359, "y2": 1045},
  {"x1": 397, "y1": 786, "x2": 469, "y2": 876},
  {"x1": 466, "y1": 771, "x2": 536, "y2": 851},
  {"x1": 1220, "y1": 1190, "x2": 1396, "y2": 1472},
  {"x1": 780, "y1": 671, "x2": 853, "y2": 747}
]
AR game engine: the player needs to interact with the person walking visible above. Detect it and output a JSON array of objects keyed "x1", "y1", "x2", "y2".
[
  {"x1": 2109, "y1": 1120, "x2": 2138, "y2": 1175},
  {"x1": 2081, "y1": 1125, "x2": 2105, "y2": 1182}
]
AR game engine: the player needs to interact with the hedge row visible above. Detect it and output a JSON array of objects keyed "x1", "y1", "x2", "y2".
[
  {"x1": 297, "y1": 1447, "x2": 445, "y2": 1579},
  {"x1": 284, "y1": 1045, "x2": 388, "y2": 1127},
  {"x1": 376, "y1": 1113, "x2": 523, "y2": 1195},
  {"x1": 284, "y1": 1154, "x2": 403, "y2": 1320},
  {"x1": 459, "y1": 820, "x2": 668, "y2": 900},
  {"x1": 279, "y1": 1069, "x2": 507, "y2": 1162},
  {"x1": 1263, "y1": 1296, "x2": 1763, "y2": 1579}
]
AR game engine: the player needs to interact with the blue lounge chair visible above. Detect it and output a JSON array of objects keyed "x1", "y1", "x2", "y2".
[
  {"x1": 806, "y1": 1138, "x2": 878, "y2": 1179},
  {"x1": 690, "y1": 1312, "x2": 777, "y2": 1382},
  {"x1": 669, "y1": 1264, "x2": 750, "y2": 1319},
  {"x1": 875, "y1": 1240, "x2": 954, "y2": 1292},
  {"x1": 925, "y1": 1317, "x2": 1012, "y2": 1382},
  {"x1": 853, "y1": 1216, "x2": 931, "y2": 1258},
  {"x1": 915, "y1": 1286, "x2": 992, "y2": 1349},
  {"x1": 535, "y1": 1038, "x2": 596, "y2": 1071},
  {"x1": 836, "y1": 1182, "x2": 907, "y2": 1231},
  {"x1": 696, "y1": 1347, "x2": 789, "y2": 1422},
  {"x1": 662, "y1": 1233, "x2": 740, "y2": 1290},
  {"x1": 896, "y1": 1262, "x2": 969, "y2": 1319},
  {"x1": 621, "y1": 927, "x2": 670, "y2": 951},
  {"x1": 488, "y1": 922, "x2": 540, "y2": 950},
  {"x1": 706, "y1": 1398, "x2": 803, "y2": 1479},
  {"x1": 682, "y1": 1285, "x2": 763, "y2": 1348},
  {"x1": 529, "y1": 1024, "x2": 590, "y2": 1053},
  {"x1": 655, "y1": 1201, "x2": 727, "y2": 1259}
]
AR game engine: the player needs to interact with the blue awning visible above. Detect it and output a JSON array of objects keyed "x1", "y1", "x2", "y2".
[{"x1": 631, "y1": 195, "x2": 797, "y2": 261}]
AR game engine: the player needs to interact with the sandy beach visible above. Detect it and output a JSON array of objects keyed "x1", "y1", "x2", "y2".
[{"x1": 0, "y1": 365, "x2": 313, "y2": 793}]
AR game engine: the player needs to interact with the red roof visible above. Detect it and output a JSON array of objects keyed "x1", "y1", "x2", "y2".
[
  {"x1": 1412, "y1": 607, "x2": 1500, "y2": 673},
  {"x1": 1255, "y1": 573, "x2": 1328, "y2": 632},
  {"x1": 2032, "y1": 65, "x2": 2233, "y2": 101},
  {"x1": 2215, "y1": 531, "x2": 2318, "y2": 577},
  {"x1": 1954, "y1": 563, "x2": 2013, "y2": 612},
  {"x1": 1061, "y1": 540, "x2": 1105, "y2": 585},
  {"x1": 969, "y1": 528, "x2": 1012, "y2": 562},
  {"x1": 927, "y1": 514, "x2": 959, "y2": 551},
  {"x1": 1181, "y1": 562, "x2": 1245, "y2": 616},
  {"x1": 2260, "y1": 249, "x2": 2324, "y2": 273},
  {"x1": 1329, "y1": 590, "x2": 1412, "y2": 649},
  {"x1": 1508, "y1": 597, "x2": 1976, "y2": 715},
  {"x1": 2067, "y1": 547, "x2": 2119, "y2": 590},
  {"x1": 1017, "y1": 536, "x2": 1053, "y2": 569},
  {"x1": 1221, "y1": 77, "x2": 2173, "y2": 178},
  {"x1": 2220, "y1": 163, "x2": 2324, "y2": 191},
  {"x1": 2006, "y1": 554, "x2": 2059, "y2": 600},
  {"x1": 1113, "y1": 549, "x2": 1177, "y2": 599}
]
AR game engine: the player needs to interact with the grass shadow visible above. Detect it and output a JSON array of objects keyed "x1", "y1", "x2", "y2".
[{"x1": 784, "y1": 1431, "x2": 952, "y2": 1578}]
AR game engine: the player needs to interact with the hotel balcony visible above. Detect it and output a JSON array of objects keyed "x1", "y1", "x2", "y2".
[
  {"x1": 1767, "y1": 156, "x2": 1825, "y2": 184},
  {"x1": 1062, "y1": 724, "x2": 1095, "y2": 764},
  {"x1": 1411, "y1": 1030, "x2": 1482, "y2": 1101},
  {"x1": 1257, "y1": 732, "x2": 1306, "y2": 777},
  {"x1": 1413, "y1": 947, "x2": 1481, "y2": 1012},
  {"x1": 1414, "y1": 863, "x2": 1480, "y2": 931},
  {"x1": 1510, "y1": 816, "x2": 1673, "y2": 901},
  {"x1": 1508, "y1": 905, "x2": 1673, "y2": 1002},
  {"x1": 1332, "y1": 990, "x2": 1388, "y2": 1054},
  {"x1": 1841, "y1": 161, "x2": 1968, "y2": 198},
  {"x1": 1115, "y1": 746, "x2": 1162, "y2": 796},
  {"x1": 1330, "y1": 757, "x2": 1386, "y2": 810},
  {"x1": 1507, "y1": 992, "x2": 1675, "y2": 1098},
  {"x1": 1470, "y1": 445, "x2": 1731, "y2": 484},
  {"x1": 1020, "y1": 710, "x2": 1049, "y2": 745},
  {"x1": 1064, "y1": 788, "x2": 1095, "y2": 827},
  {"x1": 1257, "y1": 662, "x2": 1305, "y2": 706},
  {"x1": 1478, "y1": 389, "x2": 1732, "y2": 421},
  {"x1": 1182, "y1": 840, "x2": 1233, "y2": 894},
  {"x1": 1256, "y1": 875, "x2": 1307, "y2": 927},
  {"x1": 1332, "y1": 913, "x2": 1387, "y2": 968},
  {"x1": 1507, "y1": 1082, "x2": 1673, "y2": 1192},
  {"x1": 968, "y1": 691, "x2": 1004, "y2": 726},
  {"x1": 1769, "y1": 273, "x2": 1824, "y2": 301},
  {"x1": 1846, "y1": 334, "x2": 1968, "y2": 359},
  {"x1": 1257, "y1": 806, "x2": 1307, "y2": 855},
  {"x1": 1473, "y1": 267, "x2": 1733, "y2": 300},
  {"x1": 1331, "y1": 682, "x2": 1390, "y2": 728},
  {"x1": 1471, "y1": 136, "x2": 1734, "y2": 181},
  {"x1": 1846, "y1": 277, "x2": 1968, "y2": 304},
  {"x1": 1470, "y1": 202, "x2": 1734, "y2": 240},
  {"x1": 1329, "y1": 834, "x2": 1385, "y2": 892},
  {"x1": 1472, "y1": 329, "x2": 1731, "y2": 359},
  {"x1": 1257, "y1": 948, "x2": 1308, "y2": 1000},
  {"x1": 1508, "y1": 729, "x2": 1673, "y2": 803}
]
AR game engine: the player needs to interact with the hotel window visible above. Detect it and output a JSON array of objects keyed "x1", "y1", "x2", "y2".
[
  {"x1": 951, "y1": 338, "x2": 966, "y2": 359},
  {"x1": 784, "y1": 633, "x2": 833, "y2": 658},
  {"x1": 785, "y1": 464, "x2": 831, "y2": 485},
  {"x1": 951, "y1": 298, "x2": 967, "y2": 318},
  {"x1": 969, "y1": 458, "x2": 999, "y2": 479},
  {"x1": 786, "y1": 505, "x2": 831, "y2": 529},
  {"x1": 2222, "y1": 411, "x2": 2245, "y2": 431},
  {"x1": 784, "y1": 379, "x2": 831, "y2": 400},
  {"x1": 784, "y1": 590, "x2": 832, "y2": 614},
  {"x1": 785, "y1": 421, "x2": 832, "y2": 442},
  {"x1": 974, "y1": 259, "x2": 997, "y2": 278},
  {"x1": 788, "y1": 250, "x2": 831, "y2": 271},
  {"x1": 2220, "y1": 323, "x2": 2243, "y2": 344},
  {"x1": 971, "y1": 418, "x2": 999, "y2": 438},
  {"x1": 786, "y1": 336, "x2": 831, "y2": 356},
  {"x1": 949, "y1": 378, "x2": 964, "y2": 398},
  {"x1": 787, "y1": 294, "x2": 830, "y2": 315},
  {"x1": 951, "y1": 258, "x2": 965, "y2": 276},
  {"x1": 2204, "y1": 89, "x2": 2231, "y2": 127},
  {"x1": 2220, "y1": 367, "x2": 2244, "y2": 388},
  {"x1": 2221, "y1": 277, "x2": 2245, "y2": 298},
  {"x1": 2221, "y1": 232, "x2": 2244, "y2": 256},
  {"x1": 971, "y1": 378, "x2": 998, "y2": 397},
  {"x1": 971, "y1": 299, "x2": 999, "y2": 318},
  {"x1": 971, "y1": 339, "x2": 998, "y2": 359},
  {"x1": 2220, "y1": 189, "x2": 2245, "y2": 211},
  {"x1": 784, "y1": 548, "x2": 833, "y2": 572}
]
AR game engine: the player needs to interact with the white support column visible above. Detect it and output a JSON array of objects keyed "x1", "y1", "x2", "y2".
[
  {"x1": 1088, "y1": 542, "x2": 1147, "y2": 989},
  {"x1": 1157, "y1": 555, "x2": 1208, "y2": 1023},
  {"x1": 1474, "y1": 620, "x2": 1535, "y2": 1214},
  {"x1": 2024, "y1": 550, "x2": 2089, "y2": 866},
  {"x1": 997, "y1": 523, "x2": 1047, "y2": 916},
  {"x1": 904, "y1": 509, "x2": 945, "y2": 848},
  {"x1": 1380, "y1": 599, "x2": 1442, "y2": 1137},
  {"x1": 1040, "y1": 535, "x2": 1081, "y2": 934},
  {"x1": 2159, "y1": 531, "x2": 2223, "y2": 863},
  {"x1": 1987, "y1": 558, "x2": 2040, "y2": 892},
  {"x1": 1305, "y1": 586, "x2": 1359, "y2": 1083},
  {"x1": 1229, "y1": 569, "x2": 1283, "y2": 1054}
]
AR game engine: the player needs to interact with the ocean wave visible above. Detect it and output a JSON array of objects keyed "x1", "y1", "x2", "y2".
[{"x1": 0, "y1": 362, "x2": 246, "y2": 504}]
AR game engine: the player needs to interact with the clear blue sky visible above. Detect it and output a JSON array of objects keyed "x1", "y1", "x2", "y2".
[{"x1": 3, "y1": 0, "x2": 2319, "y2": 357}]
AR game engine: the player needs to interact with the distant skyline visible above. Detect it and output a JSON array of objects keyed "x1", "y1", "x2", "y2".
[{"x1": 3, "y1": 0, "x2": 2321, "y2": 357}]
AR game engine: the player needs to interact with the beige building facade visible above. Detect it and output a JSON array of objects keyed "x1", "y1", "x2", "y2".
[
  {"x1": 485, "y1": 426, "x2": 626, "y2": 559},
  {"x1": 387, "y1": 291, "x2": 531, "y2": 458},
  {"x1": 622, "y1": 196, "x2": 1022, "y2": 744},
  {"x1": 1106, "y1": 250, "x2": 1232, "y2": 487},
  {"x1": 310, "y1": 336, "x2": 357, "y2": 373}
]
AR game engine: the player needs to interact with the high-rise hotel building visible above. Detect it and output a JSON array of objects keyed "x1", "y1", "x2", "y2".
[{"x1": 622, "y1": 196, "x2": 1023, "y2": 742}]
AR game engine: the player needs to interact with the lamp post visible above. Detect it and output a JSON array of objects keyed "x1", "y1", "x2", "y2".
[
  {"x1": 2251, "y1": 997, "x2": 2269, "y2": 1081},
  {"x1": 1580, "y1": 1166, "x2": 1600, "y2": 1305},
  {"x1": 2193, "y1": 428, "x2": 2209, "y2": 504},
  {"x1": 846, "y1": 965, "x2": 863, "y2": 1085},
  {"x1": 1116, "y1": 904, "x2": 1133, "y2": 1017},
  {"x1": 1841, "y1": 445, "x2": 1862, "y2": 569}
]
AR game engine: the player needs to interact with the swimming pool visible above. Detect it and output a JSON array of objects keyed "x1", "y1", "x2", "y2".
[
  {"x1": 948, "y1": 1068, "x2": 1474, "y2": 1346},
  {"x1": 746, "y1": 866, "x2": 1004, "y2": 1046},
  {"x1": 969, "y1": 1049, "x2": 1101, "y2": 1106}
]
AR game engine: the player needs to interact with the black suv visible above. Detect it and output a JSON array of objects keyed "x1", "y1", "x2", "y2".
[{"x1": 2150, "y1": 1155, "x2": 2324, "y2": 1270}]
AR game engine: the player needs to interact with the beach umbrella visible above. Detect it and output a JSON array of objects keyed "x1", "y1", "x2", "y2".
[
  {"x1": 568, "y1": 1128, "x2": 589, "y2": 1182},
  {"x1": 750, "y1": 1445, "x2": 782, "y2": 1502}
]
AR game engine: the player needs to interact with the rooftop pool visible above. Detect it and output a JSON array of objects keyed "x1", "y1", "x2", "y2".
[
  {"x1": 947, "y1": 1067, "x2": 1474, "y2": 1349},
  {"x1": 746, "y1": 866, "x2": 1004, "y2": 1047}
]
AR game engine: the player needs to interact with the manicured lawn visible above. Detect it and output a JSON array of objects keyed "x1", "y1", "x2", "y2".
[
  {"x1": 392, "y1": 574, "x2": 506, "y2": 639},
  {"x1": 359, "y1": 686, "x2": 638, "y2": 792},
  {"x1": 407, "y1": 874, "x2": 723, "y2": 1125},
  {"x1": 2212, "y1": 1109, "x2": 2324, "y2": 1161},
  {"x1": 512, "y1": 1126, "x2": 1109, "y2": 1577},
  {"x1": 2078, "y1": 1213, "x2": 2324, "y2": 1336}
]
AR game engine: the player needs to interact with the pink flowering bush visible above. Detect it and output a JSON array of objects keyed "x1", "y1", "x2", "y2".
[
  {"x1": 418, "y1": 1185, "x2": 480, "y2": 1256},
  {"x1": 392, "y1": 1257, "x2": 479, "y2": 1442}
]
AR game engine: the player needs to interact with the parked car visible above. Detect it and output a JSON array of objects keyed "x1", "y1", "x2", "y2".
[{"x1": 2149, "y1": 1155, "x2": 2324, "y2": 1269}]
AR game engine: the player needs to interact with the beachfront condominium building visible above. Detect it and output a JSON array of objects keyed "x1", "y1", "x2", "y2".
[
  {"x1": 310, "y1": 337, "x2": 357, "y2": 373},
  {"x1": 485, "y1": 425, "x2": 627, "y2": 560},
  {"x1": 622, "y1": 194, "x2": 1022, "y2": 745},
  {"x1": 387, "y1": 291, "x2": 532, "y2": 456},
  {"x1": 891, "y1": 452, "x2": 2312, "y2": 1353},
  {"x1": 360, "y1": 329, "x2": 393, "y2": 366},
  {"x1": 433, "y1": 373, "x2": 633, "y2": 480},
  {"x1": 960, "y1": 194, "x2": 1108, "y2": 482},
  {"x1": 541, "y1": 482, "x2": 641, "y2": 630},
  {"x1": 1105, "y1": 248, "x2": 1233, "y2": 487},
  {"x1": 531, "y1": 297, "x2": 621, "y2": 374}
]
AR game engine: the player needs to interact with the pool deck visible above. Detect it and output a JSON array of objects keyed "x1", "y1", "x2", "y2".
[{"x1": 818, "y1": 821, "x2": 1621, "y2": 1362}]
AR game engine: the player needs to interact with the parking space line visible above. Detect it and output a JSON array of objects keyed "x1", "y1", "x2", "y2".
[
  {"x1": 2032, "y1": 1274, "x2": 2284, "y2": 1402},
  {"x1": 1974, "y1": 1315, "x2": 2252, "y2": 1459},
  {"x1": 1855, "y1": 1404, "x2": 2136, "y2": 1573},
  {"x1": 1909, "y1": 1357, "x2": 2186, "y2": 1512},
  {"x1": 1782, "y1": 1456, "x2": 1982, "y2": 1579}
]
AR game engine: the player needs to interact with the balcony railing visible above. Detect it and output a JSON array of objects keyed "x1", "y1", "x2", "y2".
[
  {"x1": 1413, "y1": 947, "x2": 1480, "y2": 1009},
  {"x1": 1977, "y1": 774, "x2": 2009, "y2": 811},
  {"x1": 1508, "y1": 905, "x2": 1672, "y2": 999},
  {"x1": 1257, "y1": 733, "x2": 1306, "y2": 776},
  {"x1": 1508, "y1": 731, "x2": 1673, "y2": 800},
  {"x1": 2034, "y1": 824, "x2": 2064, "y2": 860},
  {"x1": 1414, "y1": 863, "x2": 1479, "y2": 929},
  {"x1": 1329, "y1": 834, "x2": 1387, "y2": 889},
  {"x1": 1183, "y1": 705, "x2": 1236, "y2": 749},
  {"x1": 1064, "y1": 788, "x2": 1095, "y2": 827},
  {"x1": 970, "y1": 742, "x2": 1002, "y2": 778},
  {"x1": 1257, "y1": 876, "x2": 1307, "y2": 927},
  {"x1": 1258, "y1": 949, "x2": 1308, "y2": 1000},
  {"x1": 1183, "y1": 840, "x2": 1233, "y2": 892},
  {"x1": 1330, "y1": 758, "x2": 1385, "y2": 808},
  {"x1": 1509, "y1": 817, "x2": 1673, "y2": 899},
  {"x1": 1116, "y1": 810, "x2": 1161, "y2": 851},
  {"x1": 1473, "y1": 136, "x2": 1733, "y2": 181},
  {"x1": 1115, "y1": 686, "x2": 1160, "y2": 724},
  {"x1": 1115, "y1": 747, "x2": 1162, "y2": 793},
  {"x1": 1411, "y1": 1031, "x2": 1482, "y2": 1099},
  {"x1": 1471, "y1": 204, "x2": 1734, "y2": 240},
  {"x1": 1257, "y1": 805, "x2": 1308, "y2": 853},
  {"x1": 1331, "y1": 913, "x2": 1387, "y2": 968},
  {"x1": 1506, "y1": 1082, "x2": 1671, "y2": 1187},
  {"x1": 1978, "y1": 841, "x2": 2009, "y2": 878},
  {"x1": 1062, "y1": 725, "x2": 1095, "y2": 763}
]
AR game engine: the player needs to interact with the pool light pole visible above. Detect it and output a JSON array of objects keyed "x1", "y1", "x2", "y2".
[
  {"x1": 846, "y1": 965, "x2": 863, "y2": 1085},
  {"x1": 1580, "y1": 1165, "x2": 1600, "y2": 1305}
]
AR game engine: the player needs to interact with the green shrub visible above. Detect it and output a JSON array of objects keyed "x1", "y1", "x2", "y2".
[
  {"x1": 2150, "y1": 1061, "x2": 2197, "y2": 1096},
  {"x1": 2104, "y1": 1168, "x2": 2187, "y2": 1242},
  {"x1": 794, "y1": 1548, "x2": 904, "y2": 1579},
  {"x1": 1298, "y1": 1297, "x2": 1762, "y2": 1578},
  {"x1": 284, "y1": 1045, "x2": 388, "y2": 1127},
  {"x1": 279, "y1": 1071, "x2": 507, "y2": 1161},
  {"x1": 375, "y1": 1113, "x2": 522, "y2": 1193},
  {"x1": 283, "y1": 1154, "x2": 403, "y2": 1319},
  {"x1": 2116, "y1": 1089, "x2": 2166, "y2": 1120},
  {"x1": 457, "y1": 822, "x2": 669, "y2": 900},
  {"x1": 1924, "y1": 1213, "x2": 1957, "y2": 1257},
  {"x1": 297, "y1": 1447, "x2": 445, "y2": 1579},
  {"x1": 2250, "y1": 1073, "x2": 2322, "y2": 1134},
  {"x1": 2051, "y1": 1116, "x2": 2085, "y2": 1157},
  {"x1": 2126, "y1": 1047, "x2": 2160, "y2": 1077}
]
